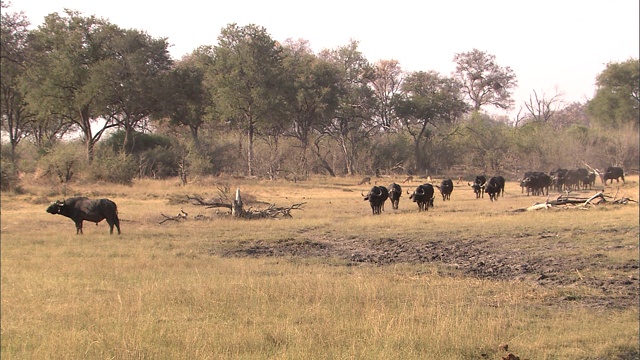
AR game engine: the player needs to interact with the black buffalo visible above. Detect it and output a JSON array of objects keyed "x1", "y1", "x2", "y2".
[
  {"x1": 470, "y1": 175, "x2": 486, "y2": 198},
  {"x1": 582, "y1": 173, "x2": 597, "y2": 190},
  {"x1": 469, "y1": 182, "x2": 484, "y2": 198},
  {"x1": 520, "y1": 171, "x2": 535, "y2": 194},
  {"x1": 574, "y1": 168, "x2": 589, "y2": 188},
  {"x1": 387, "y1": 183, "x2": 402, "y2": 210},
  {"x1": 363, "y1": 186, "x2": 389, "y2": 215},
  {"x1": 46, "y1": 197, "x2": 121, "y2": 235},
  {"x1": 474, "y1": 175, "x2": 487, "y2": 187},
  {"x1": 408, "y1": 184, "x2": 435, "y2": 211},
  {"x1": 521, "y1": 171, "x2": 551, "y2": 196},
  {"x1": 563, "y1": 169, "x2": 583, "y2": 191},
  {"x1": 485, "y1": 176, "x2": 505, "y2": 201},
  {"x1": 550, "y1": 168, "x2": 569, "y2": 191},
  {"x1": 601, "y1": 166, "x2": 625, "y2": 185},
  {"x1": 436, "y1": 179, "x2": 454, "y2": 201}
]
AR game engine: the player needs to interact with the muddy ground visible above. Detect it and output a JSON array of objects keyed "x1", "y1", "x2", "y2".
[{"x1": 216, "y1": 228, "x2": 639, "y2": 310}]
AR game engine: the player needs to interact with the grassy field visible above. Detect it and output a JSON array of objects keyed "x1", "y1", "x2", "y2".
[{"x1": 1, "y1": 175, "x2": 638, "y2": 359}]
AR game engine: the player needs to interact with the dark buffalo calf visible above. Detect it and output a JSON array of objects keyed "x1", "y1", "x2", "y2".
[{"x1": 47, "y1": 197, "x2": 121, "y2": 235}]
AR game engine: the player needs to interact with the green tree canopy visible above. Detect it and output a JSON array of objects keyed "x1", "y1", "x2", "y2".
[
  {"x1": 318, "y1": 40, "x2": 375, "y2": 175},
  {"x1": 209, "y1": 23, "x2": 288, "y2": 176},
  {"x1": 395, "y1": 70, "x2": 469, "y2": 172},
  {"x1": 453, "y1": 48, "x2": 518, "y2": 111},
  {"x1": 281, "y1": 39, "x2": 341, "y2": 177},
  {"x1": 587, "y1": 58, "x2": 639, "y2": 129},
  {"x1": 90, "y1": 26, "x2": 173, "y2": 152},
  {"x1": 161, "y1": 48, "x2": 216, "y2": 147},
  {"x1": 1, "y1": 3, "x2": 36, "y2": 161},
  {"x1": 22, "y1": 10, "x2": 117, "y2": 161}
]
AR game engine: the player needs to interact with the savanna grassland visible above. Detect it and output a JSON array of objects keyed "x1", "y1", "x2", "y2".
[{"x1": 1, "y1": 175, "x2": 639, "y2": 360}]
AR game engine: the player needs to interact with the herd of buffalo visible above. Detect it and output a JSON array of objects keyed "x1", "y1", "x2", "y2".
[
  {"x1": 362, "y1": 166, "x2": 626, "y2": 215},
  {"x1": 44, "y1": 167, "x2": 626, "y2": 232}
]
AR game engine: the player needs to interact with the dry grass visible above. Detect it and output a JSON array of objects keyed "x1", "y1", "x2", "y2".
[{"x1": 1, "y1": 175, "x2": 638, "y2": 359}]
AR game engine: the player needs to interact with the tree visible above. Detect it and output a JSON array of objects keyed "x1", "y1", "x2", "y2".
[
  {"x1": 463, "y1": 112, "x2": 512, "y2": 172},
  {"x1": 0, "y1": 3, "x2": 35, "y2": 162},
  {"x1": 22, "y1": 10, "x2": 118, "y2": 161},
  {"x1": 394, "y1": 71, "x2": 468, "y2": 173},
  {"x1": 209, "y1": 23, "x2": 287, "y2": 176},
  {"x1": 554, "y1": 101, "x2": 590, "y2": 128},
  {"x1": 523, "y1": 88, "x2": 564, "y2": 125},
  {"x1": 161, "y1": 48, "x2": 215, "y2": 147},
  {"x1": 319, "y1": 40, "x2": 376, "y2": 175},
  {"x1": 371, "y1": 59, "x2": 404, "y2": 131},
  {"x1": 453, "y1": 49, "x2": 518, "y2": 111},
  {"x1": 281, "y1": 39, "x2": 340, "y2": 178},
  {"x1": 587, "y1": 58, "x2": 639, "y2": 129},
  {"x1": 91, "y1": 27, "x2": 173, "y2": 153}
]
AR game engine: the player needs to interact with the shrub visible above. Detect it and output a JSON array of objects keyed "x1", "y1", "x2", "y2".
[
  {"x1": 36, "y1": 141, "x2": 86, "y2": 183},
  {"x1": 88, "y1": 148, "x2": 137, "y2": 184},
  {"x1": 1, "y1": 155, "x2": 20, "y2": 192}
]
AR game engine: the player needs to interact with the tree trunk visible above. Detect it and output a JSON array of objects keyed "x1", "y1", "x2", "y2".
[
  {"x1": 313, "y1": 137, "x2": 336, "y2": 177},
  {"x1": 231, "y1": 188, "x2": 243, "y2": 217},
  {"x1": 247, "y1": 122, "x2": 254, "y2": 176},
  {"x1": 339, "y1": 135, "x2": 354, "y2": 175},
  {"x1": 300, "y1": 145, "x2": 309, "y2": 179}
]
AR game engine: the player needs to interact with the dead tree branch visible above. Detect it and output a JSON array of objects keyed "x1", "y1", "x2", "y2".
[
  {"x1": 187, "y1": 195, "x2": 232, "y2": 209},
  {"x1": 159, "y1": 209, "x2": 188, "y2": 224},
  {"x1": 515, "y1": 191, "x2": 636, "y2": 212},
  {"x1": 186, "y1": 191, "x2": 305, "y2": 219}
]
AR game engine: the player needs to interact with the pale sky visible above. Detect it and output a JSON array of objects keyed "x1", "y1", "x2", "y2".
[{"x1": 5, "y1": 0, "x2": 640, "y2": 119}]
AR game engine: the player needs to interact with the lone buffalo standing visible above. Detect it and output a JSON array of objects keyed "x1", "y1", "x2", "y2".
[{"x1": 46, "y1": 197, "x2": 121, "y2": 235}]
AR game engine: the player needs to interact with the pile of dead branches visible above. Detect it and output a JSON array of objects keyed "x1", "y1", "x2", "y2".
[
  {"x1": 184, "y1": 193, "x2": 305, "y2": 219},
  {"x1": 516, "y1": 191, "x2": 637, "y2": 212},
  {"x1": 159, "y1": 209, "x2": 188, "y2": 224},
  {"x1": 159, "y1": 209, "x2": 212, "y2": 224},
  {"x1": 241, "y1": 203, "x2": 306, "y2": 218}
]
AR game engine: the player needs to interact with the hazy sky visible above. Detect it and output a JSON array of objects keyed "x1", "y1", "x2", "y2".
[{"x1": 6, "y1": 0, "x2": 639, "y2": 119}]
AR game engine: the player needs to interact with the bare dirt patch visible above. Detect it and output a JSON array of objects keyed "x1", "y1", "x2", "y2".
[{"x1": 215, "y1": 228, "x2": 639, "y2": 309}]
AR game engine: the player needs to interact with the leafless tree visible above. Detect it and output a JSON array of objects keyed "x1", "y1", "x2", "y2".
[
  {"x1": 371, "y1": 59, "x2": 404, "y2": 131},
  {"x1": 523, "y1": 88, "x2": 564, "y2": 125}
]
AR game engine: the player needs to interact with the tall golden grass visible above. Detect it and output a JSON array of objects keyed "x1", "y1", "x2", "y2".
[{"x1": 1, "y1": 175, "x2": 638, "y2": 359}]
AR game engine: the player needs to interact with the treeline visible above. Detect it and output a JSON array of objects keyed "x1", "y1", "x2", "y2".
[{"x1": 1, "y1": 5, "x2": 638, "y2": 190}]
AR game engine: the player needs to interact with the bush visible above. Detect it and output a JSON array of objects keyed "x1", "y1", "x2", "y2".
[
  {"x1": 88, "y1": 148, "x2": 137, "y2": 184},
  {"x1": 368, "y1": 133, "x2": 413, "y2": 175},
  {"x1": 138, "y1": 147, "x2": 179, "y2": 179},
  {"x1": 37, "y1": 141, "x2": 86, "y2": 183},
  {"x1": 1, "y1": 155, "x2": 20, "y2": 192}
]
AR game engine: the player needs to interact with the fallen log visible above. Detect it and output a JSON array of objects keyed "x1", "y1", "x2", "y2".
[
  {"x1": 516, "y1": 191, "x2": 635, "y2": 212},
  {"x1": 525, "y1": 203, "x2": 552, "y2": 211},
  {"x1": 580, "y1": 192, "x2": 605, "y2": 207}
]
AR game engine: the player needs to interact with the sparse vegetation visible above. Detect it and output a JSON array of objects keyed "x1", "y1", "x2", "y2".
[{"x1": 1, "y1": 175, "x2": 638, "y2": 359}]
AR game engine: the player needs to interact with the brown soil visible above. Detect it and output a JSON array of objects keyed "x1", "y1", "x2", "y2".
[{"x1": 216, "y1": 230, "x2": 639, "y2": 309}]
